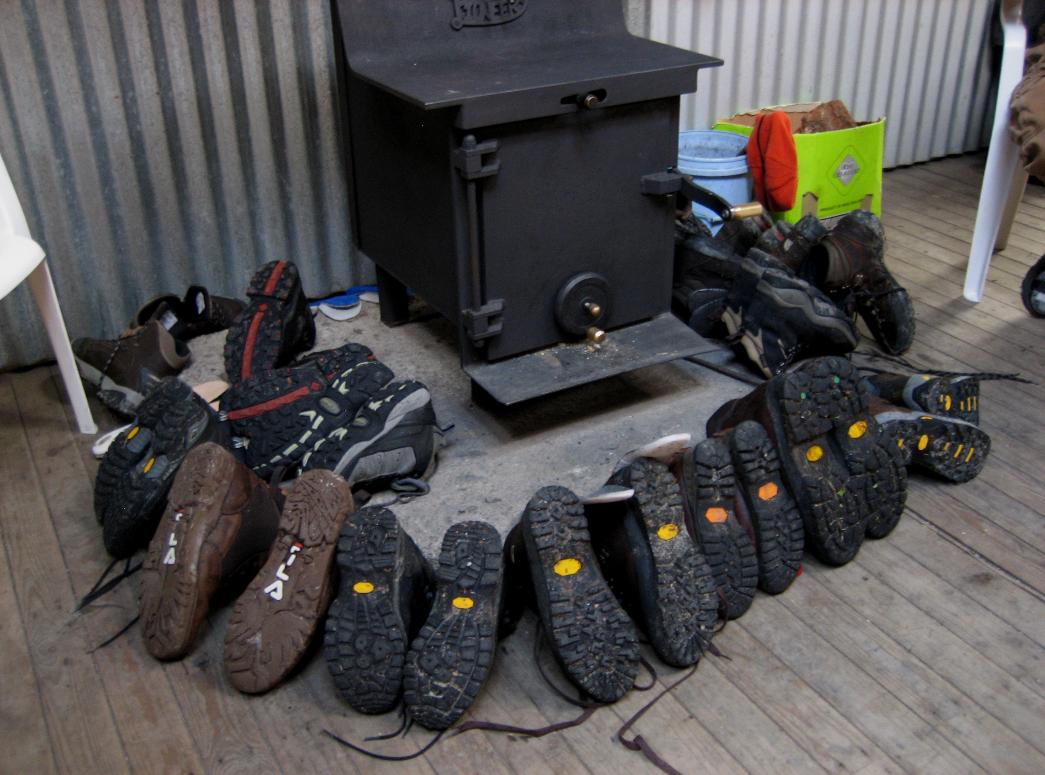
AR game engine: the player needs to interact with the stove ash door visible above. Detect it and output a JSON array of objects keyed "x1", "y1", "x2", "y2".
[{"x1": 474, "y1": 98, "x2": 680, "y2": 362}]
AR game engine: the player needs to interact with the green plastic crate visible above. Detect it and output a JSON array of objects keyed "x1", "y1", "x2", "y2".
[{"x1": 714, "y1": 110, "x2": 885, "y2": 223}]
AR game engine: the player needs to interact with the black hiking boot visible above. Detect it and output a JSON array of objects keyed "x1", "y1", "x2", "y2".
[
  {"x1": 596, "y1": 458, "x2": 720, "y2": 664},
  {"x1": 707, "y1": 356, "x2": 907, "y2": 562},
  {"x1": 130, "y1": 285, "x2": 244, "y2": 342},
  {"x1": 722, "y1": 254, "x2": 858, "y2": 377},
  {"x1": 679, "y1": 439, "x2": 758, "y2": 619},
  {"x1": 403, "y1": 521, "x2": 502, "y2": 730},
  {"x1": 865, "y1": 371, "x2": 981, "y2": 425},
  {"x1": 324, "y1": 506, "x2": 435, "y2": 715},
  {"x1": 139, "y1": 443, "x2": 281, "y2": 660},
  {"x1": 806, "y1": 211, "x2": 915, "y2": 355},
  {"x1": 753, "y1": 214, "x2": 829, "y2": 274},
  {"x1": 220, "y1": 347, "x2": 392, "y2": 478},
  {"x1": 99, "y1": 379, "x2": 231, "y2": 558},
  {"x1": 300, "y1": 380, "x2": 443, "y2": 491},
  {"x1": 871, "y1": 399, "x2": 991, "y2": 484},
  {"x1": 727, "y1": 421, "x2": 804, "y2": 594},
  {"x1": 511, "y1": 486, "x2": 640, "y2": 702},
  {"x1": 223, "y1": 260, "x2": 316, "y2": 383}
]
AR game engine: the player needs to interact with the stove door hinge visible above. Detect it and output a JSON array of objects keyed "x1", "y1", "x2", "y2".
[
  {"x1": 463, "y1": 299, "x2": 504, "y2": 343},
  {"x1": 454, "y1": 135, "x2": 500, "y2": 179}
]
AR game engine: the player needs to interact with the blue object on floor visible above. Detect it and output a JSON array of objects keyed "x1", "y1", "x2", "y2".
[
  {"x1": 309, "y1": 284, "x2": 379, "y2": 308},
  {"x1": 677, "y1": 130, "x2": 751, "y2": 234}
]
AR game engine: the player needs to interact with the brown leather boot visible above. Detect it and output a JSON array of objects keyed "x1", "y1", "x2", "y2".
[
  {"x1": 140, "y1": 442, "x2": 281, "y2": 660},
  {"x1": 706, "y1": 356, "x2": 907, "y2": 563},
  {"x1": 804, "y1": 211, "x2": 915, "y2": 355}
]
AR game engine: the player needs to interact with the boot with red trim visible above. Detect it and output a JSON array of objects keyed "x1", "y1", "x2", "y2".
[{"x1": 223, "y1": 260, "x2": 316, "y2": 383}]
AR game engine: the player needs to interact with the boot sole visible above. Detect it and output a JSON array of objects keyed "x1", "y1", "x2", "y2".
[
  {"x1": 687, "y1": 441, "x2": 758, "y2": 619},
  {"x1": 324, "y1": 507, "x2": 410, "y2": 715},
  {"x1": 403, "y1": 521, "x2": 501, "y2": 730},
  {"x1": 613, "y1": 458, "x2": 720, "y2": 665},
  {"x1": 908, "y1": 376, "x2": 979, "y2": 425},
  {"x1": 768, "y1": 356, "x2": 906, "y2": 561},
  {"x1": 521, "y1": 486, "x2": 639, "y2": 703},
  {"x1": 729, "y1": 421, "x2": 804, "y2": 594},
  {"x1": 94, "y1": 379, "x2": 193, "y2": 523},
  {"x1": 139, "y1": 444, "x2": 243, "y2": 660},
  {"x1": 878, "y1": 411, "x2": 991, "y2": 484},
  {"x1": 225, "y1": 359, "x2": 394, "y2": 477},
  {"x1": 224, "y1": 470, "x2": 352, "y2": 694},
  {"x1": 223, "y1": 261, "x2": 316, "y2": 382},
  {"x1": 102, "y1": 394, "x2": 218, "y2": 558}
]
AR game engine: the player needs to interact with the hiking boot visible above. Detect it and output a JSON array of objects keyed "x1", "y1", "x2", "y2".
[
  {"x1": 221, "y1": 349, "x2": 392, "y2": 478},
  {"x1": 714, "y1": 215, "x2": 770, "y2": 256},
  {"x1": 595, "y1": 458, "x2": 720, "y2": 664},
  {"x1": 74, "y1": 321, "x2": 190, "y2": 416},
  {"x1": 805, "y1": 210, "x2": 915, "y2": 355},
  {"x1": 1021, "y1": 253, "x2": 1045, "y2": 317},
  {"x1": 753, "y1": 214, "x2": 828, "y2": 273},
  {"x1": 707, "y1": 356, "x2": 907, "y2": 562},
  {"x1": 672, "y1": 282, "x2": 730, "y2": 338},
  {"x1": 727, "y1": 421, "x2": 804, "y2": 594},
  {"x1": 324, "y1": 506, "x2": 434, "y2": 715},
  {"x1": 223, "y1": 260, "x2": 316, "y2": 383},
  {"x1": 403, "y1": 521, "x2": 502, "y2": 730},
  {"x1": 224, "y1": 469, "x2": 354, "y2": 694},
  {"x1": 94, "y1": 378, "x2": 193, "y2": 524},
  {"x1": 100, "y1": 380, "x2": 230, "y2": 558},
  {"x1": 139, "y1": 443, "x2": 281, "y2": 660},
  {"x1": 722, "y1": 255, "x2": 858, "y2": 377},
  {"x1": 865, "y1": 371, "x2": 981, "y2": 425},
  {"x1": 679, "y1": 440, "x2": 758, "y2": 619},
  {"x1": 511, "y1": 486, "x2": 639, "y2": 702},
  {"x1": 871, "y1": 399, "x2": 991, "y2": 483},
  {"x1": 300, "y1": 380, "x2": 442, "y2": 490},
  {"x1": 131, "y1": 286, "x2": 244, "y2": 341}
]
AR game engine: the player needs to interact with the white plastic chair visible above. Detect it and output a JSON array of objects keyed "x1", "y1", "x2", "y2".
[
  {"x1": 964, "y1": 0, "x2": 1026, "y2": 302},
  {"x1": 1, "y1": 151, "x2": 97, "y2": 434}
]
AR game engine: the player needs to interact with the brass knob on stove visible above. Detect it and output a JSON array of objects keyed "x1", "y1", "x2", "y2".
[
  {"x1": 584, "y1": 301, "x2": 602, "y2": 318},
  {"x1": 587, "y1": 326, "x2": 606, "y2": 345}
]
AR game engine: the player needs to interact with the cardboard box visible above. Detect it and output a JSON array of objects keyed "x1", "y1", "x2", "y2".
[{"x1": 714, "y1": 102, "x2": 885, "y2": 223}]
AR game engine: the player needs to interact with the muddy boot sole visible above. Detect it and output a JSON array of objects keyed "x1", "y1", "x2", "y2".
[
  {"x1": 140, "y1": 444, "x2": 245, "y2": 660},
  {"x1": 223, "y1": 261, "x2": 315, "y2": 382},
  {"x1": 879, "y1": 411, "x2": 991, "y2": 484},
  {"x1": 403, "y1": 521, "x2": 501, "y2": 730},
  {"x1": 687, "y1": 441, "x2": 758, "y2": 619},
  {"x1": 769, "y1": 356, "x2": 906, "y2": 560},
  {"x1": 729, "y1": 421, "x2": 804, "y2": 594},
  {"x1": 224, "y1": 470, "x2": 352, "y2": 694},
  {"x1": 605, "y1": 458, "x2": 720, "y2": 665},
  {"x1": 907, "y1": 375, "x2": 979, "y2": 425},
  {"x1": 324, "y1": 506, "x2": 425, "y2": 715},
  {"x1": 522, "y1": 486, "x2": 639, "y2": 703}
]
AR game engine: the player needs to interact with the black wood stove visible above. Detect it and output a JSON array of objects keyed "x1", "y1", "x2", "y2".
[{"x1": 330, "y1": 0, "x2": 732, "y2": 403}]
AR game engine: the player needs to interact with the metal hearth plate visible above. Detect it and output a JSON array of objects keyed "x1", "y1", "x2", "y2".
[{"x1": 464, "y1": 313, "x2": 726, "y2": 405}]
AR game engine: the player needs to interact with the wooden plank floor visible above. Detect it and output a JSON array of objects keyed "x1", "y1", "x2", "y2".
[{"x1": 2, "y1": 153, "x2": 1043, "y2": 774}]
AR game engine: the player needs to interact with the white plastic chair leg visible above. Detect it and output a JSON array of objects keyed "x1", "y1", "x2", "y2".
[
  {"x1": 26, "y1": 261, "x2": 97, "y2": 434},
  {"x1": 964, "y1": 0, "x2": 1026, "y2": 302}
]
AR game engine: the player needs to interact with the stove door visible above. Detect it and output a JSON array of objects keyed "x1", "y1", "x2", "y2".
[{"x1": 475, "y1": 98, "x2": 679, "y2": 362}]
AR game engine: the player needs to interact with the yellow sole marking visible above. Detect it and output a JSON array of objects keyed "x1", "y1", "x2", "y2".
[
  {"x1": 657, "y1": 523, "x2": 679, "y2": 541},
  {"x1": 554, "y1": 558, "x2": 581, "y2": 577},
  {"x1": 918, "y1": 435, "x2": 929, "y2": 451},
  {"x1": 848, "y1": 420, "x2": 868, "y2": 439},
  {"x1": 452, "y1": 596, "x2": 474, "y2": 610},
  {"x1": 921, "y1": 416, "x2": 933, "y2": 421},
  {"x1": 897, "y1": 438, "x2": 905, "y2": 448},
  {"x1": 143, "y1": 457, "x2": 155, "y2": 473},
  {"x1": 758, "y1": 482, "x2": 779, "y2": 501},
  {"x1": 953, "y1": 444, "x2": 964, "y2": 459},
  {"x1": 806, "y1": 445, "x2": 824, "y2": 462},
  {"x1": 943, "y1": 395, "x2": 952, "y2": 411},
  {"x1": 965, "y1": 447, "x2": 975, "y2": 462},
  {"x1": 127, "y1": 426, "x2": 140, "y2": 440},
  {"x1": 353, "y1": 581, "x2": 374, "y2": 594},
  {"x1": 705, "y1": 507, "x2": 728, "y2": 523}
]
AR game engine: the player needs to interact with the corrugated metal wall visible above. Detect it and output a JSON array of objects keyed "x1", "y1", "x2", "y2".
[
  {"x1": 0, "y1": 0, "x2": 363, "y2": 369},
  {"x1": 0, "y1": 0, "x2": 996, "y2": 368},
  {"x1": 645, "y1": 0, "x2": 997, "y2": 168}
]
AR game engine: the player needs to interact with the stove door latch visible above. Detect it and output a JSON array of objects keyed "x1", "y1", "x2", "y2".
[
  {"x1": 463, "y1": 299, "x2": 504, "y2": 342},
  {"x1": 453, "y1": 136, "x2": 500, "y2": 179},
  {"x1": 641, "y1": 170, "x2": 764, "y2": 221}
]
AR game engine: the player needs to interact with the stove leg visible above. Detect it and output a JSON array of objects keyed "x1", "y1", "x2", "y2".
[{"x1": 376, "y1": 266, "x2": 410, "y2": 326}]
